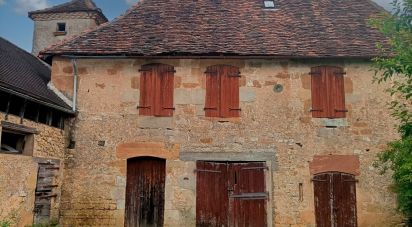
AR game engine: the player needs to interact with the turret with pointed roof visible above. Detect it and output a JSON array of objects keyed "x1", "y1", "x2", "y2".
[{"x1": 29, "y1": 0, "x2": 108, "y2": 56}]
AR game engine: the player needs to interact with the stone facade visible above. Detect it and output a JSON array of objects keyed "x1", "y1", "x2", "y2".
[
  {"x1": 0, "y1": 113, "x2": 68, "y2": 226},
  {"x1": 51, "y1": 57, "x2": 404, "y2": 226},
  {"x1": 31, "y1": 12, "x2": 102, "y2": 56}
]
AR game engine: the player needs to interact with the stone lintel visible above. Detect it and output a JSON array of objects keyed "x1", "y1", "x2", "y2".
[
  {"x1": 180, "y1": 151, "x2": 276, "y2": 162},
  {"x1": 309, "y1": 155, "x2": 360, "y2": 176}
]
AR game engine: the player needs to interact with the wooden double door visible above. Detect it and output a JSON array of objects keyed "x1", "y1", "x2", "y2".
[
  {"x1": 125, "y1": 157, "x2": 166, "y2": 227},
  {"x1": 313, "y1": 172, "x2": 358, "y2": 227},
  {"x1": 196, "y1": 161, "x2": 267, "y2": 227}
]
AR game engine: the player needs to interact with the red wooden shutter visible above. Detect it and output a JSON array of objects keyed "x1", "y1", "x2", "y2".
[
  {"x1": 205, "y1": 66, "x2": 220, "y2": 117},
  {"x1": 329, "y1": 67, "x2": 346, "y2": 118},
  {"x1": 224, "y1": 66, "x2": 240, "y2": 118},
  {"x1": 311, "y1": 66, "x2": 327, "y2": 118},
  {"x1": 139, "y1": 66, "x2": 155, "y2": 116},
  {"x1": 158, "y1": 64, "x2": 175, "y2": 117}
]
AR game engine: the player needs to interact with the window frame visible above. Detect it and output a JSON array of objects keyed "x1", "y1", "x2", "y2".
[
  {"x1": 0, "y1": 121, "x2": 36, "y2": 156},
  {"x1": 57, "y1": 23, "x2": 66, "y2": 32}
]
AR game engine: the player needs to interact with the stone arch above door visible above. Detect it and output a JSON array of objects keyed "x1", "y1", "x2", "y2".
[
  {"x1": 116, "y1": 142, "x2": 180, "y2": 160},
  {"x1": 309, "y1": 155, "x2": 360, "y2": 176}
]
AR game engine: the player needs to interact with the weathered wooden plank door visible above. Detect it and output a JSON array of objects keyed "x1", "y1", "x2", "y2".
[
  {"x1": 196, "y1": 162, "x2": 229, "y2": 227},
  {"x1": 196, "y1": 161, "x2": 267, "y2": 227},
  {"x1": 313, "y1": 172, "x2": 357, "y2": 227},
  {"x1": 33, "y1": 161, "x2": 60, "y2": 224},
  {"x1": 229, "y1": 162, "x2": 267, "y2": 227},
  {"x1": 125, "y1": 157, "x2": 166, "y2": 227}
]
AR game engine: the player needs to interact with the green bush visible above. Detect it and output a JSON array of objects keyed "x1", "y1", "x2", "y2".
[
  {"x1": 371, "y1": 0, "x2": 412, "y2": 223},
  {"x1": 25, "y1": 219, "x2": 59, "y2": 227},
  {"x1": 0, "y1": 221, "x2": 11, "y2": 227},
  {"x1": 376, "y1": 130, "x2": 412, "y2": 217}
]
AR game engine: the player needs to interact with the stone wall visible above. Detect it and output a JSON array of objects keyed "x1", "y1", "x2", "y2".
[
  {"x1": 0, "y1": 113, "x2": 68, "y2": 226},
  {"x1": 31, "y1": 12, "x2": 100, "y2": 55},
  {"x1": 52, "y1": 57, "x2": 403, "y2": 226}
]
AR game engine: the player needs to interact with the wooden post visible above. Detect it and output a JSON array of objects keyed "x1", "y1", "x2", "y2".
[{"x1": 20, "y1": 99, "x2": 27, "y2": 124}]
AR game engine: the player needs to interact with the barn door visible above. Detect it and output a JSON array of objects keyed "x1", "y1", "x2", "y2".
[
  {"x1": 313, "y1": 172, "x2": 357, "y2": 227},
  {"x1": 125, "y1": 157, "x2": 166, "y2": 227},
  {"x1": 196, "y1": 162, "x2": 229, "y2": 226},
  {"x1": 196, "y1": 161, "x2": 267, "y2": 227},
  {"x1": 229, "y1": 162, "x2": 267, "y2": 227}
]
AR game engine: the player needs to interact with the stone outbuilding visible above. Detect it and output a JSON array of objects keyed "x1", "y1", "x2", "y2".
[
  {"x1": 41, "y1": 0, "x2": 403, "y2": 226},
  {"x1": 0, "y1": 37, "x2": 74, "y2": 226}
]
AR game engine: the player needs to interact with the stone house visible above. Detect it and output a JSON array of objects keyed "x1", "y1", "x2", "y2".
[
  {"x1": 39, "y1": 0, "x2": 404, "y2": 226},
  {"x1": 0, "y1": 37, "x2": 73, "y2": 226}
]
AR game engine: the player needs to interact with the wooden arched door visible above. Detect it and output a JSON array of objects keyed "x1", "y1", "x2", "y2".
[
  {"x1": 125, "y1": 157, "x2": 166, "y2": 227},
  {"x1": 313, "y1": 172, "x2": 357, "y2": 227}
]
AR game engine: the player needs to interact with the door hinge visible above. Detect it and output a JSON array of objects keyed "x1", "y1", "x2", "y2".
[
  {"x1": 228, "y1": 72, "x2": 241, "y2": 77},
  {"x1": 309, "y1": 72, "x2": 321, "y2": 76},
  {"x1": 334, "y1": 72, "x2": 347, "y2": 76},
  {"x1": 205, "y1": 70, "x2": 217, "y2": 74},
  {"x1": 309, "y1": 108, "x2": 323, "y2": 112},
  {"x1": 335, "y1": 109, "x2": 348, "y2": 112},
  {"x1": 204, "y1": 107, "x2": 218, "y2": 110},
  {"x1": 229, "y1": 192, "x2": 269, "y2": 200},
  {"x1": 311, "y1": 178, "x2": 327, "y2": 182},
  {"x1": 241, "y1": 166, "x2": 269, "y2": 170},
  {"x1": 194, "y1": 169, "x2": 221, "y2": 173},
  {"x1": 137, "y1": 106, "x2": 151, "y2": 109}
]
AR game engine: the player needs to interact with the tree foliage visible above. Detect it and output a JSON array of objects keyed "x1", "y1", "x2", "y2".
[{"x1": 371, "y1": 0, "x2": 412, "y2": 221}]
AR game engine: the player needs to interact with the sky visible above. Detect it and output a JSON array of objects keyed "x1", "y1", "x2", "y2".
[{"x1": 0, "y1": 0, "x2": 394, "y2": 53}]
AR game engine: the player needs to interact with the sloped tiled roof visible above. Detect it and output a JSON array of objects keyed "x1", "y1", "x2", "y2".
[
  {"x1": 29, "y1": 0, "x2": 108, "y2": 23},
  {"x1": 0, "y1": 37, "x2": 72, "y2": 113},
  {"x1": 42, "y1": 0, "x2": 388, "y2": 58}
]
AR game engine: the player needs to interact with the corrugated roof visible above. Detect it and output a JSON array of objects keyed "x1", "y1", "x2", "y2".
[
  {"x1": 29, "y1": 0, "x2": 108, "y2": 23},
  {"x1": 0, "y1": 37, "x2": 72, "y2": 113},
  {"x1": 42, "y1": 0, "x2": 388, "y2": 58}
]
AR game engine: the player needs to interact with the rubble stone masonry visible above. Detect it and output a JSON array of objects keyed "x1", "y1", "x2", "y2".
[
  {"x1": 0, "y1": 113, "x2": 67, "y2": 226},
  {"x1": 52, "y1": 57, "x2": 404, "y2": 226}
]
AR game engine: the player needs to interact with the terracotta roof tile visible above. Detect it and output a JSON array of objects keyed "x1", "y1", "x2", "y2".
[{"x1": 42, "y1": 0, "x2": 388, "y2": 58}]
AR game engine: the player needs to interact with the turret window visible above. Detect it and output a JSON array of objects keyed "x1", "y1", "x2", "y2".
[{"x1": 57, "y1": 23, "x2": 66, "y2": 32}]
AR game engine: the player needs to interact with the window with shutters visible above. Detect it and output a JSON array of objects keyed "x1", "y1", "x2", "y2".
[
  {"x1": 204, "y1": 65, "x2": 241, "y2": 118},
  {"x1": 138, "y1": 63, "x2": 175, "y2": 117},
  {"x1": 310, "y1": 66, "x2": 347, "y2": 119}
]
